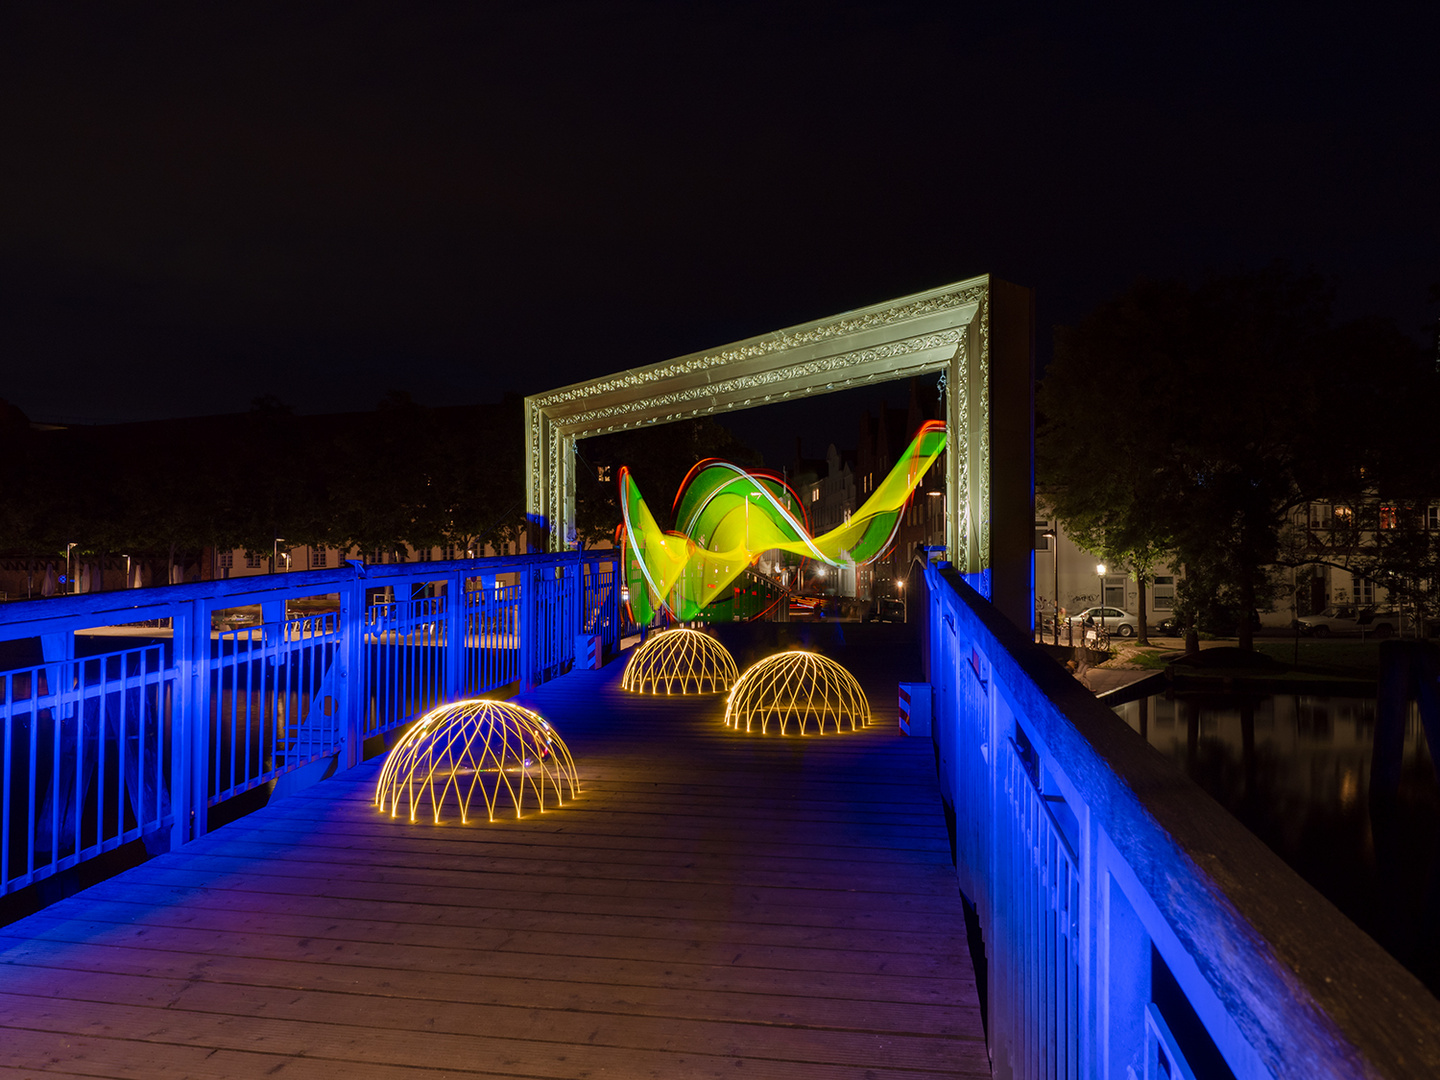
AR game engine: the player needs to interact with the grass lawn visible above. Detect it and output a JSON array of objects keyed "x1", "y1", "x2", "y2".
[
  {"x1": 1253, "y1": 638, "x2": 1383, "y2": 677},
  {"x1": 1124, "y1": 648, "x2": 1176, "y2": 670}
]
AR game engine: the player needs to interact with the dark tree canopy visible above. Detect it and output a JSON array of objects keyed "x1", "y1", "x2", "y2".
[
  {"x1": 0, "y1": 393, "x2": 529, "y2": 581},
  {"x1": 1039, "y1": 266, "x2": 1436, "y2": 649}
]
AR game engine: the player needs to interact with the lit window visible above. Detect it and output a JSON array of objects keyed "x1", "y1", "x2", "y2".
[
  {"x1": 1153, "y1": 575, "x2": 1175, "y2": 610},
  {"x1": 1334, "y1": 505, "x2": 1354, "y2": 526},
  {"x1": 1379, "y1": 506, "x2": 1398, "y2": 530},
  {"x1": 1356, "y1": 578, "x2": 1375, "y2": 606}
]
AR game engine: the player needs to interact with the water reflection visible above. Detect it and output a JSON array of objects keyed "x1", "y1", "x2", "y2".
[{"x1": 1114, "y1": 693, "x2": 1440, "y2": 997}]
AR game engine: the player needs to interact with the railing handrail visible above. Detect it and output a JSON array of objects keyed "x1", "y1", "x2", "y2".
[
  {"x1": 929, "y1": 564, "x2": 1440, "y2": 1079},
  {"x1": 0, "y1": 551, "x2": 611, "y2": 639}
]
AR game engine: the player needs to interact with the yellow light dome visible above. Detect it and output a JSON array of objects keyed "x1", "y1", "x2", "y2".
[
  {"x1": 375, "y1": 699, "x2": 578, "y2": 824},
  {"x1": 724, "y1": 651, "x2": 871, "y2": 735},
  {"x1": 621, "y1": 628, "x2": 739, "y2": 694}
]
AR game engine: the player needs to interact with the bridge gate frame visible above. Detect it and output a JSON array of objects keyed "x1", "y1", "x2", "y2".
[{"x1": 524, "y1": 274, "x2": 1035, "y2": 629}]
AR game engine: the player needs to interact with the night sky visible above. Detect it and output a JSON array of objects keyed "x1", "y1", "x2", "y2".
[{"x1": 2, "y1": 2, "x2": 1435, "y2": 464}]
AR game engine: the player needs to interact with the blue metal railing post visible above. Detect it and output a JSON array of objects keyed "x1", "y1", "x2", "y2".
[
  {"x1": 337, "y1": 569, "x2": 366, "y2": 769},
  {"x1": 606, "y1": 557, "x2": 620, "y2": 653},
  {"x1": 519, "y1": 564, "x2": 536, "y2": 691},
  {"x1": 444, "y1": 571, "x2": 465, "y2": 702},
  {"x1": 261, "y1": 600, "x2": 285, "y2": 645},
  {"x1": 567, "y1": 555, "x2": 581, "y2": 668},
  {"x1": 469, "y1": 572, "x2": 491, "y2": 697},
  {"x1": 169, "y1": 597, "x2": 209, "y2": 848}
]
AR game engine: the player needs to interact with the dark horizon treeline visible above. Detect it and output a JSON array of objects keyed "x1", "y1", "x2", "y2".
[{"x1": 0, "y1": 391, "x2": 527, "y2": 584}]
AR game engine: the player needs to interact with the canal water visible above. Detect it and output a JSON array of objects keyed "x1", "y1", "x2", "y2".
[{"x1": 1113, "y1": 692, "x2": 1440, "y2": 996}]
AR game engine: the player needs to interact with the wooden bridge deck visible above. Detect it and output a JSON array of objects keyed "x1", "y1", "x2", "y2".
[{"x1": 0, "y1": 653, "x2": 988, "y2": 1079}]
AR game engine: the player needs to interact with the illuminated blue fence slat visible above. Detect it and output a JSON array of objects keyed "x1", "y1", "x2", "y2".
[
  {"x1": 0, "y1": 552, "x2": 619, "y2": 898},
  {"x1": 459, "y1": 580, "x2": 521, "y2": 699},
  {"x1": 995, "y1": 737, "x2": 1079, "y2": 1080},
  {"x1": 208, "y1": 613, "x2": 343, "y2": 806},
  {"x1": 925, "y1": 563, "x2": 1440, "y2": 1080},
  {"x1": 0, "y1": 645, "x2": 173, "y2": 895}
]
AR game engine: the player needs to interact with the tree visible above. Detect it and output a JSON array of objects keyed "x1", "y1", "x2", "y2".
[
  {"x1": 1040, "y1": 265, "x2": 1423, "y2": 651},
  {"x1": 1038, "y1": 279, "x2": 1191, "y2": 644},
  {"x1": 1268, "y1": 315, "x2": 1440, "y2": 632},
  {"x1": 0, "y1": 392, "x2": 533, "y2": 589}
]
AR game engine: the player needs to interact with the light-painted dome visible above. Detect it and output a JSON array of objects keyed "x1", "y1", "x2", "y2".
[
  {"x1": 621, "y1": 628, "x2": 739, "y2": 694},
  {"x1": 375, "y1": 699, "x2": 578, "y2": 823},
  {"x1": 724, "y1": 651, "x2": 872, "y2": 735}
]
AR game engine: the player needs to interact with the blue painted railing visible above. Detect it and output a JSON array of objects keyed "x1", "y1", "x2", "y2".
[
  {"x1": 924, "y1": 563, "x2": 1440, "y2": 1079},
  {"x1": 0, "y1": 551, "x2": 619, "y2": 899}
]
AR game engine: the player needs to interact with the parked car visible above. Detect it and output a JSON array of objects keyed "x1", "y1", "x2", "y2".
[
  {"x1": 1296, "y1": 606, "x2": 1404, "y2": 638},
  {"x1": 1064, "y1": 606, "x2": 1141, "y2": 637},
  {"x1": 210, "y1": 606, "x2": 261, "y2": 631},
  {"x1": 863, "y1": 598, "x2": 906, "y2": 624},
  {"x1": 1152, "y1": 614, "x2": 1186, "y2": 635}
]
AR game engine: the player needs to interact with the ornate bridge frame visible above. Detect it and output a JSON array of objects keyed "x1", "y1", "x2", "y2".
[{"x1": 524, "y1": 274, "x2": 1035, "y2": 626}]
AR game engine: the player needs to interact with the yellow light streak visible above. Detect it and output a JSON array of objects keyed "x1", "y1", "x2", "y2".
[
  {"x1": 723, "y1": 651, "x2": 871, "y2": 735},
  {"x1": 620, "y1": 420, "x2": 947, "y2": 623},
  {"x1": 374, "y1": 699, "x2": 579, "y2": 824},
  {"x1": 620, "y1": 627, "x2": 739, "y2": 695}
]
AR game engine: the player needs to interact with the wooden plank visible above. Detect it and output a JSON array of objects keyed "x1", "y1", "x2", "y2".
[
  {"x1": 16, "y1": 879, "x2": 967, "y2": 944},
  {"x1": 0, "y1": 981, "x2": 977, "y2": 1071},
  {"x1": 145, "y1": 847, "x2": 963, "y2": 899},
  {"x1": 202, "y1": 813, "x2": 955, "y2": 862},
  {"x1": 61, "y1": 864, "x2": 966, "y2": 926},
  {"x1": 0, "y1": 933, "x2": 969, "y2": 1010},
  {"x1": 0, "y1": 941, "x2": 975, "y2": 1034},
  {"x1": 196, "y1": 815, "x2": 956, "y2": 863},
  {"x1": 0, "y1": 995, "x2": 989, "y2": 1079},
  {"x1": 153, "y1": 832, "x2": 957, "y2": 878},
  {"x1": 266, "y1": 783, "x2": 954, "y2": 831},
  {"x1": 2, "y1": 896, "x2": 971, "y2": 961},
  {"x1": 1, "y1": 915, "x2": 968, "y2": 981}
]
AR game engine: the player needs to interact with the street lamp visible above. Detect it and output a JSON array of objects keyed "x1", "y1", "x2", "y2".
[
  {"x1": 274, "y1": 538, "x2": 290, "y2": 574},
  {"x1": 1096, "y1": 563, "x2": 1107, "y2": 638},
  {"x1": 65, "y1": 542, "x2": 77, "y2": 594},
  {"x1": 1043, "y1": 531, "x2": 1058, "y2": 645}
]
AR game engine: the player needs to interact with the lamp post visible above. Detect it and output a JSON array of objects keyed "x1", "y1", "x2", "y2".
[
  {"x1": 1043, "y1": 531, "x2": 1058, "y2": 644},
  {"x1": 274, "y1": 538, "x2": 289, "y2": 574},
  {"x1": 1096, "y1": 563, "x2": 1107, "y2": 638}
]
